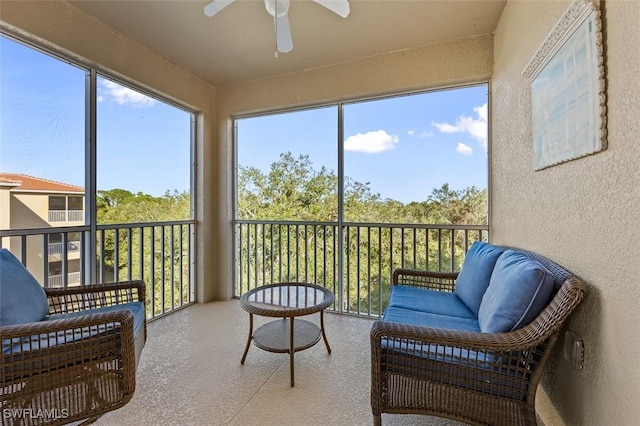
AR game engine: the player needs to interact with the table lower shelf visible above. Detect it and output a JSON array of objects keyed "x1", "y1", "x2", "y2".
[{"x1": 252, "y1": 318, "x2": 321, "y2": 354}]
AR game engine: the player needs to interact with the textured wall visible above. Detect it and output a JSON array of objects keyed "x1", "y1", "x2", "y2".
[
  {"x1": 492, "y1": 0, "x2": 640, "y2": 424},
  {"x1": 0, "y1": 189, "x2": 10, "y2": 229},
  {"x1": 0, "y1": 1, "x2": 219, "y2": 302},
  {"x1": 216, "y1": 35, "x2": 493, "y2": 114}
]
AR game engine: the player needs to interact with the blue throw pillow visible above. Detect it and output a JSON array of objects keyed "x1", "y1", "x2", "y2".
[
  {"x1": 0, "y1": 248, "x2": 50, "y2": 326},
  {"x1": 478, "y1": 250, "x2": 555, "y2": 333},
  {"x1": 454, "y1": 242, "x2": 505, "y2": 316}
]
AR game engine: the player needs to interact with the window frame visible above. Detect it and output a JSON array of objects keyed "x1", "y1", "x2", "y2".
[
  {"x1": 232, "y1": 83, "x2": 491, "y2": 307},
  {"x1": 1, "y1": 31, "x2": 197, "y2": 284}
]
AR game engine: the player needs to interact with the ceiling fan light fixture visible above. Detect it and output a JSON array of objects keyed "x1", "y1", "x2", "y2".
[
  {"x1": 204, "y1": 0, "x2": 349, "y2": 55},
  {"x1": 265, "y1": 0, "x2": 290, "y2": 18}
]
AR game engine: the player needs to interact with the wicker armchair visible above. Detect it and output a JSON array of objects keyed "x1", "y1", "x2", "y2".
[
  {"x1": 371, "y1": 247, "x2": 587, "y2": 426},
  {"x1": 1, "y1": 249, "x2": 146, "y2": 426}
]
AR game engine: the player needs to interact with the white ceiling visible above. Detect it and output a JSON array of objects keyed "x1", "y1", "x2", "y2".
[{"x1": 69, "y1": 0, "x2": 507, "y2": 87}]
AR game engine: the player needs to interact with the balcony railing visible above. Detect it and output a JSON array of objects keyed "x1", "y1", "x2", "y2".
[
  {"x1": 48, "y1": 240, "x2": 81, "y2": 255},
  {"x1": 48, "y1": 210, "x2": 83, "y2": 222},
  {"x1": 0, "y1": 220, "x2": 195, "y2": 320},
  {"x1": 48, "y1": 271, "x2": 81, "y2": 288},
  {"x1": 235, "y1": 220, "x2": 488, "y2": 317},
  {"x1": 2, "y1": 219, "x2": 486, "y2": 321}
]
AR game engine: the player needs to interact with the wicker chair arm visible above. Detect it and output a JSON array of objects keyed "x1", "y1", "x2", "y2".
[
  {"x1": 1, "y1": 310, "x2": 137, "y2": 386},
  {"x1": 392, "y1": 268, "x2": 459, "y2": 292},
  {"x1": 1, "y1": 309, "x2": 135, "y2": 338},
  {"x1": 45, "y1": 280, "x2": 146, "y2": 315}
]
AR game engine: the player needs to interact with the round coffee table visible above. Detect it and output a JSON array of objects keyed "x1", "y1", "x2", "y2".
[{"x1": 239, "y1": 283, "x2": 335, "y2": 387}]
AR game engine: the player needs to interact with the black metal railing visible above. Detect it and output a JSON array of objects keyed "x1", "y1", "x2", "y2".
[
  {"x1": 0, "y1": 220, "x2": 195, "y2": 320},
  {"x1": 235, "y1": 220, "x2": 488, "y2": 317}
]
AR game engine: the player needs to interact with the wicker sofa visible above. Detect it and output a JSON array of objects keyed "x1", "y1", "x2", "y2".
[
  {"x1": 0, "y1": 248, "x2": 146, "y2": 425},
  {"x1": 370, "y1": 242, "x2": 587, "y2": 426}
]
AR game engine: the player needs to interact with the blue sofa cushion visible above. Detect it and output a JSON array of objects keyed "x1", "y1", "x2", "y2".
[
  {"x1": 383, "y1": 307, "x2": 481, "y2": 332},
  {"x1": 0, "y1": 248, "x2": 50, "y2": 326},
  {"x1": 46, "y1": 301, "x2": 146, "y2": 339},
  {"x1": 454, "y1": 242, "x2": 505, "y2": 316},
  {"x1": 478, "y1": 250, "x2": 555, "y2": 333},
  {"x1": 388, "y1": 285, "x2": 476, "y2": 320},
  {"x1": 2, "y1": 302, "x2": 145, "y2": 355}
]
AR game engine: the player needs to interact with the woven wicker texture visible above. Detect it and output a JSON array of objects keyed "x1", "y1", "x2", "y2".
[
  {"x1": 1, "y1": 281, "x2": 146, "y2": 426},
  {"x1": 371, "y1": 247, "x2": 587, "y2": 426},
  {"x1": 240, "y1": 283, "x2": 334, "y2": 387},
  {"x1": 252, "y1": 319, "x2": 322, "y2": 353}
]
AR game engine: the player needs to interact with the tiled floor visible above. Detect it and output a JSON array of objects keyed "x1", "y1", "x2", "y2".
[{"x1": 96, "y1": 300, "x2": 464, "y2": 426}]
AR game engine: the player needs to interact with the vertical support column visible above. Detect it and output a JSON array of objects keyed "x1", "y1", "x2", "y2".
[
  {"x1": 337, "y1": 103, "x2": 345, "y2": 314},
  {"x1": 289, "y1": 315, "x2": 295, "y2": 387},
  {"x1": 85, "y1": 69, "x2": 98, "y2": 285}
]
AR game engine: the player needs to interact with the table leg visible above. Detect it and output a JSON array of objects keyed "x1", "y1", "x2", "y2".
[
  {"x1": 241, "y1": 313, "x2": 253, "y2": 365},
  {"x1": 320, "y1": 310, "x2": 331, "y2": 354},
  {"x1": 289, "y1": 316, "x2": 295, "y2": 387}
]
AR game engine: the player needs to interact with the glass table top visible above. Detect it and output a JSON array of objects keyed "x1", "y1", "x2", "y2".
[{"x1": 241, "y1": 283, "x2": 334, "y2": 314}]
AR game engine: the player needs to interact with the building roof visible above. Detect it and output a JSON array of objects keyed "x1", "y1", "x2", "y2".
[{"x1": 0, "y1": 173, "x2": 84, "y2": 194}]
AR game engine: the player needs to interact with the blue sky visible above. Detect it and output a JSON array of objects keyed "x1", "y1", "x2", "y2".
[
  {"x1": 238, "y1": 85, "x2": 488, "y2": 204},
  {"x1": 1, "y1": 36, "x2": 191, "y2": 197},
  {"x1": 2, "y1": 34, "x2": 487, "y2": 204}
]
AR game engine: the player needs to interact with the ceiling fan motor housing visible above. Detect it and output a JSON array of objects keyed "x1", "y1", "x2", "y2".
[
  {"x1": 204, "y1": 0, "x2": 349, "y2": 54},
  {"x1": 265, "y1": 0, "x2": 290, "y2": 17}
]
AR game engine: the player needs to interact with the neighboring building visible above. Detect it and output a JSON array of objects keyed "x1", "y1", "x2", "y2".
[{"x1": 0, "y1": 173, "x2": 84, "y2": 287}]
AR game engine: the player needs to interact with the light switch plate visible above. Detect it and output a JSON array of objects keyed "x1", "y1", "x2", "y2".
[{"x1": 564, "y1": 330, "x2": 584, "y2": 370}]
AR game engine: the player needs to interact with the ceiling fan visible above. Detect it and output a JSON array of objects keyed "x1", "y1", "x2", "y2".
[{"x1": 203, "y1": 0, "x2": 350, "y2": 54}]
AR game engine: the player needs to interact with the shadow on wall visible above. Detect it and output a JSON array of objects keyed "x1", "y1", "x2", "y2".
[
  {"x1": 10, "y1": 198, "x2": 51, "y2": 230},
  {"x1": 541, "y1": 282, "x2": 601, "y2": 425}
]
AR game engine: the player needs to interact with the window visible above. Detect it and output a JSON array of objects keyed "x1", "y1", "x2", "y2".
[
  {"x1": 68, "y1": 196, "x2": 83, "y2": 210},
  {"x1": 236, "y1": 106, "x2": 338, "y2": 221},
  {"x1": 1, "y1": 33, "x2": 195, "y2": 303},
  {"x1": 48, "y1": 196, "x2": 66, "y2": 211},
  {"x1": 236, "y1": 86, "x2": 488, "y2": 225},
  {"x1": 343, "y1": 86, "x2": 488, "y2": 224},
  {"x1": 96, "y1": 75, "x2": 193, "y2": 224},
  {"x1": 234, "y1": 86, "x2": 489, "y2": 312}
]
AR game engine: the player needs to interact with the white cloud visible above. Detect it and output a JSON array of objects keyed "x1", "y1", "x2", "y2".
[
  {"x1": 432, "y1": 122, "x2": 459, "y2": 133},
  {"x1": 419, "y1": 130, "x2": 433, "y2": 138},
  {"x1": 407, "y1": 130, "x2": 415, "y2": 136},
  {"x1": 99, "y1": 80, "x2": 155, "y2": 107},
  {"x1": 345, "y1": 130, "x2": 399, "y2": 154},
  {"x1": 432, "y1": 102, "x2": 488, "y2": 152},
  {"x1": 456, "y1": 143, "x2": 473, "y2": 156}
]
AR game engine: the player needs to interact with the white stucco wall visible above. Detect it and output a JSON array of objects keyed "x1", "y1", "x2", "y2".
[
  {"x1": 0, "y1": 187, "x2": 12, "y2": 230},
  {"x1": 217, "y1": 35, "x2": 493, "y2": 114},
  {"x1": 0, "y1": 1, "x2": 219, "y2": 302},
  {"x1": 491, "y1": 0, "x2": 640, "y2": 424}
]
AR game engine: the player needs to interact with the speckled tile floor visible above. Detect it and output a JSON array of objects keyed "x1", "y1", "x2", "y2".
[{"x1": 95, "y1": 301, "x2": 464, "y2": 426}]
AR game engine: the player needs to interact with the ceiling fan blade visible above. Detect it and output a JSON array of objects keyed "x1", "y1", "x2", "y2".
[
  {"x1": 274, "y1": 13, "x2": 293, "y2": 53},
  {"x1": 312, "y1": 0, "x2": 350, "y2": 18},
  {"x1": 203, "y1": 0, "x2": 236, "y2": 17}
]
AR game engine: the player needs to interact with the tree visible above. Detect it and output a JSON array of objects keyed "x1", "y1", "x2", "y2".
[
  {"x1": 427, "y1": 183, "x2": 487, "y2": 225},
  {"x1": 239, "y1": 152, "x2": 339, "y2": 221},
  {"x1": 236, "y1": 153, "x2": 488, "y2": 313},
  {"x1": 97, "y1": 189, "x2": 190, "y2": 224},
  {"x1": 95, "y1": 188, "x2": 191, "y2": 314}
]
